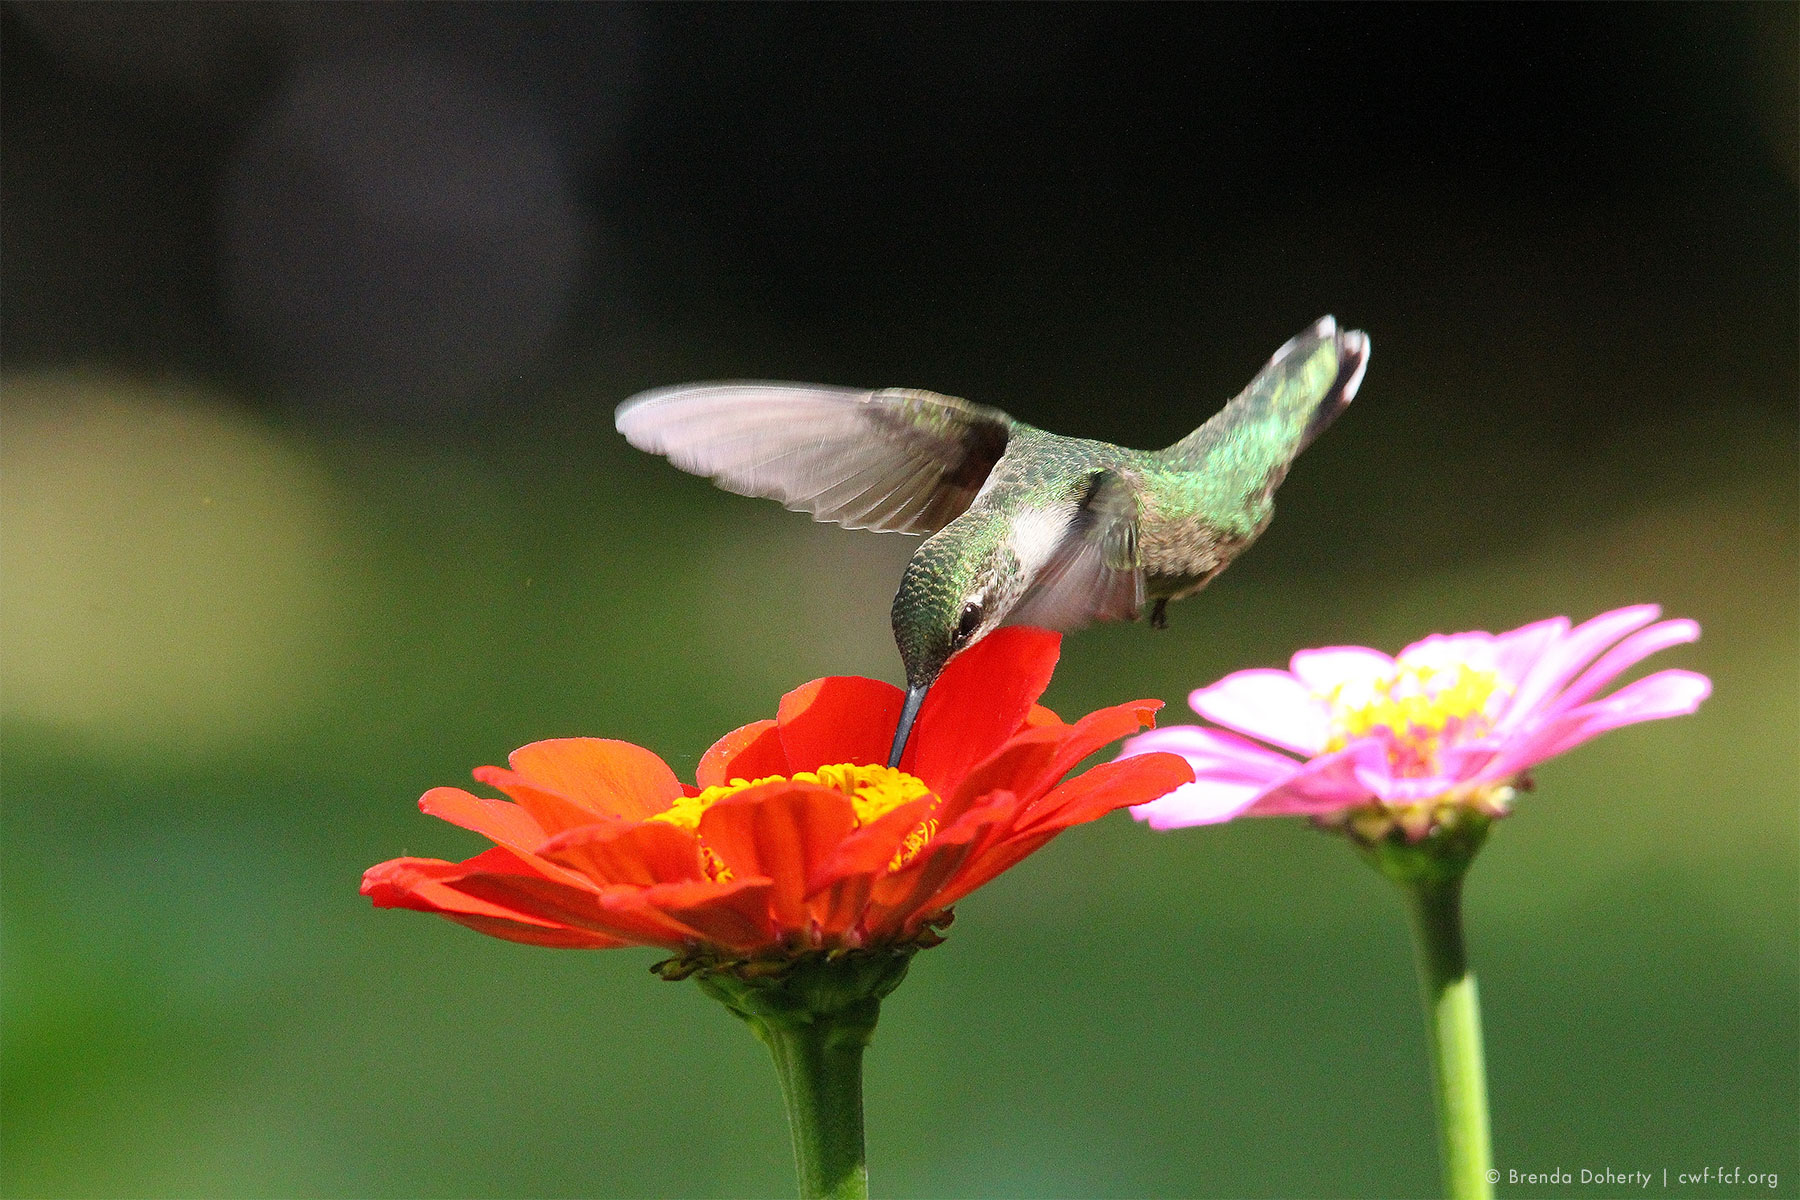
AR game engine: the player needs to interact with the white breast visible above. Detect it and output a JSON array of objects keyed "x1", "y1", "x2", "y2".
[{"x1": 1008, "y1": 508, "x2": 1068, "y2": 578}]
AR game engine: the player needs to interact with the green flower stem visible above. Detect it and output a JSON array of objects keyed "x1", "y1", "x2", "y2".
[
  {"x1": 1360, "y1": 814, "x2": 1495, "y2": 1200},
  {"x1": 687, "y1": 946, "x2": 917, "y2": 1200},
  {"x1": 753, "y1": 1004, "x2": 875, "y2": 1200},
  {"x1": 1402, "y1": 874, "x2": 1495, "y2": 1200}
]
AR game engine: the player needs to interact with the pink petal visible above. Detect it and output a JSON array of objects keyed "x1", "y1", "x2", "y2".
[
  {"x1": 1120, "y1": 725, "x2": 1301, "y2": 774},
  {"x1": 1544, "y1": 619, "x2": 1701, "y2": 717},
  {"x1": 1437, "y1": 739, "x2": 1508, "y2": 784},
  {"x1": 1495, "y1": 607, "x2": 1658, "y2": 732},
  {"x1": 1342, "y1": 737, "x2": 1414, "y2": 802},
  {"x1": 1355, "y1": 767, "x2": 1463, "y2": 804},
  {"x1": 1488, "y1": 615, "x2": 1573, "y2": 686},
  {"x1": 1350, "y1": 738, "x2": 1512, "y2": 803},
  {"x1": 1490, "y1": 669, "x2": 1711, "y2": 773},
  {"x1": 1288, "y1": 646, "x2": 1393, "y2": 696},
  {"x1": 1132, "y1": 778, "x2": 1269, "y2": 828},
  {"x1": 1399, "y1": 630, "x2": 1500, "y2": 668},
  {"x1": 1243, "y1": 747, "x2": 1374, "y2": 816},
  {"x1": 1124, "y1": 725, "x2": 1302, "y2": 828},
  {"x1": 1188, "y1": 669, "x2": 1330, "y2": 755}
]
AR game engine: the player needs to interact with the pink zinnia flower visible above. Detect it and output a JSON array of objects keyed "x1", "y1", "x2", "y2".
[{"x1": 1120, "y1": 604, "x2": 1710, "y2": 840}]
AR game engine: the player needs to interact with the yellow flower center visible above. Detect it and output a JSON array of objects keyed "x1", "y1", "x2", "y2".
[
  {"x1": 1314, "y1": 653, "x2": 1518, "y2": 841},
  {"x1": 651, "y1": 763, "x2": 938, "y2": 879},
  {"x1": 1322, "y1": 660, "x2": 1505, "y2": 777}
]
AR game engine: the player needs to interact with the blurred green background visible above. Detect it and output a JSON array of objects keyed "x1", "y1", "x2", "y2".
[{"x1": 2, "y1": 5, "x2": 1795, "y2": 1197}]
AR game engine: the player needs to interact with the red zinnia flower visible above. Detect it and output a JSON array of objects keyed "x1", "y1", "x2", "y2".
[{"x1": 362, "y1": 628, "x2": 1191, "y2": 961}]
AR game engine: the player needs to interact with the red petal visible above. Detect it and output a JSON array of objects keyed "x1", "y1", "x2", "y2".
[
  {"x1": 861, "y1": 805, "x2": 1000, "y2": 939},
  {"x1": 471, "y1": 766, "x2": 615, "y2": 836},
  {"x1": 362, "y1": 850, "x2": 534, "y2": 915},
  {"x1": 451, "y1": 870, "x2": 694, "y2": 950},
  {"x1": 926, "y1": 828, "x2": 1058, "y2": 914},
  {"x1": 777, "y1": 676, "x2": 905, "y2": 772},
  {"x1": 363, "y1": 850, "x2": 623, "y2": 948},
  {"x1": 1047, "y1": 698, "x2": 1163, "y2": 773},
  {"x1": 1014, "y1": 752, "x2": 1194, "y2": 834},
  {"x1": 939, "y1": 728, "x2": 1064, "y2": 826},
  {"x1": 418, "y1": 786, "x2": 550, "y2": 852},
  {"x1": 505, "y1": 738, "x2": 684, "y2": 822},
  {"x1": 903, "y1": 627, "x2": 1060, "y2": 792},
  {"x1": 938, "y1": 787, "x2": 1034, "y2": 869},
  {"x1": 697, "y1": 719, "x2": 790, "y2": 787},
  {"x1": 804, "y1": 795, "x2": 940, "y2": 896},
  {"x1": 933, "y1": 697, "x2": 1163, "y2": 834},
  {"x1": 445, "y1": 914, "x2": 625, "y2": 949},
  {"x1": 644, "y1": 878, "x2": 779, "y2": 954},
  {"x1": 416, "y1": 786, "x2": 604, "y2": 891},
  {"x1": 807, "y1": 874, "x2": 874, "y2": 941},
  {"x1": 1024, "y1": 703, "x2": 1067, "y2": 729},
  {"x1": 699, "y1": 784, "x2": 858, "y2": 933},
  {"x1": 1018, "y1": 699, "x2": 1165, "y2": 805},
  {"x1": 538, "y1": 821, "x2": 706, "y2": 886},
  {"x1": 922, "y1": 755, "x2": 1185, "y2": 918}
]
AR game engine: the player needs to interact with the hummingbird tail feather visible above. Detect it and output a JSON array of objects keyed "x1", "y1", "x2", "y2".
[
  {"x1": 1163, "y1": 316, "x2": 1369, "y2": 485},
  {"x1": 1294, "y1": 321, "x2": 1368, "y2": 456}
]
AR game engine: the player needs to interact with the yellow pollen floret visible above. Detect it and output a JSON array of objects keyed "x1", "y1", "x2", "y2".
[
  {"x1": 1323, "y1": 661, "x2": 1507, "y2": 773},
  {"x1": 649, "y1": 763, "x2": 939, "y2": 877}
]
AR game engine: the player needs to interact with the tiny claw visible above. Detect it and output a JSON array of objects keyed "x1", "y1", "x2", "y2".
[{"x1": 1150, "y1": 598, "x2": 1169, "y2": 630}]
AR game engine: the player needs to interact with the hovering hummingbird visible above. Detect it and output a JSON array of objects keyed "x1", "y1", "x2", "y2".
[{"x1": 617, "y1": 315, "x2": 1368, "y2": 768}]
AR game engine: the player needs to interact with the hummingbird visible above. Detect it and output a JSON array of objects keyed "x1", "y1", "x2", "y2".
[{"x1": 617, "y1": 315, "x2": 1368, "y2": 768}]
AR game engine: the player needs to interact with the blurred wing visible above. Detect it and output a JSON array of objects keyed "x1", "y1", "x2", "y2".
[
  {"x1": 615, "y1": 383, "x2": 1014, "y2": 534},
  {"x1": 1006, "y1": 471, "x2": 1146, "y2": 631}
]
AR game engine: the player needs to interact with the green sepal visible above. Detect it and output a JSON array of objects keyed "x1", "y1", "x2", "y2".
[
  {"x1": 688, "y1": 944, "x2": 919, "y2": 1034},
  {"x1": 1354, "y1": 808, "x2": 1492, "y2": 889},
  {"x1": 650, "y1": 913, "x2": 951, "y2": 1004}
]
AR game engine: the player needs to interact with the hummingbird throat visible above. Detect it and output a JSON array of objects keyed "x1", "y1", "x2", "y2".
[{"x1": 650, "y1": 764, "x2": 939, "y2": 880}]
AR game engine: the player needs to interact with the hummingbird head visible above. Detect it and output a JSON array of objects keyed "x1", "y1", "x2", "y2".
[
  {"x1": 890, "y1": 523, "x2": 1011, "y2": 692},
  {"x1": 885, "y1": 521, "x2": 1015, "y2": 768}
]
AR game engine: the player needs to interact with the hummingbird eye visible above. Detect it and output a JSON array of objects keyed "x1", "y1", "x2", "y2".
[{"x1": 953, "y1": 600, "x2": 984, "y2": 647}]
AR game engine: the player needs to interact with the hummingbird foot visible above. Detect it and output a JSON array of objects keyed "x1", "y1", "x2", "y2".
[{"x1": 1150, "y1": 598, "x2": 1169, "y2": 630}]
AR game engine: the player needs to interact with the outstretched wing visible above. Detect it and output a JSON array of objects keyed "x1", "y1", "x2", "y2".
[
  {"x1": 1005, "y1": 470, "x2": 1146, "y2": 632},
  {"x1": 615, "y1": 383, "x2": 1014, "y2": 535}
]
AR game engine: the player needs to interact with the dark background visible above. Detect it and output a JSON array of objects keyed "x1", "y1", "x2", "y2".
[{"x1": 3, "y1": 4, "x2": 1795, "y2": 1197}]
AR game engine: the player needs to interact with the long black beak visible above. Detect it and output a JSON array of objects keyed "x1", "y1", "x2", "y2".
[{"x1": 887, "y1": 684, "x2": 929, "y2": 769}]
